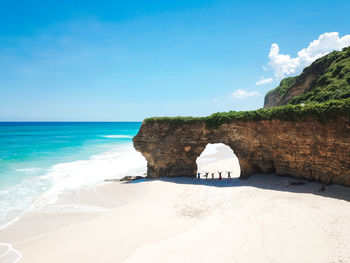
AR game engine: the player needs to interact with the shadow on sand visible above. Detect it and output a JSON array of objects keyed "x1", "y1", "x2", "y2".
[{"x1": 128, "y1": 173, "x2": 350, "y2": 203}]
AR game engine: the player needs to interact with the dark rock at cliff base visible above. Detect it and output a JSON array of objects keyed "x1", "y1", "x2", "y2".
[
  {"x1": 120, "y1": 175, "x2": 145, "y2": 182},
  {"x1": 104, "y1": 175, "x2": 145, "y2": 182},
  {"x1": 290, "y1": 181, "x2": 306, "y2": 186}
]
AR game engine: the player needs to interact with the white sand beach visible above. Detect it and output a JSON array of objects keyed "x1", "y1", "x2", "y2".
[{"x1": 1, "y1": 145, "x2": 350, "y2": 263}]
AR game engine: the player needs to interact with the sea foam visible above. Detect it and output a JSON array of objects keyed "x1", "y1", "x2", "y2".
[
  {"x1": 0, "y1": 243, "x2": 22, "y2": 263},
  {"x1": 41, "y1": 144, "x2": 146, "y2": 196},
  {"x1": 15, "y1": 168, "x2": 41, "y2": 173},
  {"x1": 0, "y1": 144, "x2": 147, "y2": 229}
]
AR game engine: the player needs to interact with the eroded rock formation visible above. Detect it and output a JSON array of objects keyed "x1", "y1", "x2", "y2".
[{"x1": 133, "y1": 117, "x2": 350, "y2": 186}]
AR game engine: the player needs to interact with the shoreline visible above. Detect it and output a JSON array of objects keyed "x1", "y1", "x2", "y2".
[
  {"x1": 1, "y1": 145, "x2": 350, "y2": 262},
  {"x1": 0, "y1": 137, "x2": 147, "y2": 231},
  {"x1": 0, "y1": 180, "x2": 149, "y2": 245},
  {"x1": 11, "y1": 175, "x2": 350, "y2": 263},
  {"x1": 0, "y1": 141, "x2": 147, "y2": 236},
  {"x1": 0, "y1": 181, "x2": 151, "y2": 262}
]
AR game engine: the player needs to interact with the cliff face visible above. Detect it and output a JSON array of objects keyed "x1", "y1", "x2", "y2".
[
  {"x1": 264, "y1": 46, "x2": 350, "y2": 108},
  {"x1": 133, "y1": 117, "x2": 350, "y2": 186},
  {"x1": 264, "y1": 60, "x2": 332, "y2": 108},
  {"x1": 264, "y1": 89, "x2": 281, "y2": 108},
  {"x1": 264, "y1": 77, "x2": 297, "y2": 108}
]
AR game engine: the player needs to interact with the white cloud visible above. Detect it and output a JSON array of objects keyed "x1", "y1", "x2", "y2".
[
  {"x1": 267, "y1": 32, "x2": 350, "y2": 80},
  {"x1": 256, "y1": 77, "x2": 273, "y2": 85},
  {"x1": 230, "y1": 89, "x2": 260, "y2": 99}
]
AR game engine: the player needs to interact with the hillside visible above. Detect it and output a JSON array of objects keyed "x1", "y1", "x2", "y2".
[{"x1": 264, "y1": 46, "x2": 350, "y2": 108}]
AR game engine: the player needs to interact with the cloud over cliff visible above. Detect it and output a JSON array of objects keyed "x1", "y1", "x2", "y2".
[
  {"x1": 256, "y1": 77, "x2": 273, "y2": 85},
  {"x1": 267, "y1": 32, "x2": 350, "y2": 80},
  {"x1": 230, "y1": 89, "x2": 260, "y2": 99}
]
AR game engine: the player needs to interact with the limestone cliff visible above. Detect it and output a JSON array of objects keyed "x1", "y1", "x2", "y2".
[{"x1": 133, "y1": 117, "x2": 350, "y2": 186}]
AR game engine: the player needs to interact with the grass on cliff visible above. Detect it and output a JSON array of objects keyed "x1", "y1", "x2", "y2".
[
  {"x1": 144, "y1": 47, "x2": 350, "y2": 129},
  {"x1": 266, "y1": 46, "x2": 350, "y2": 105},
  {"x1": 289, "y1": 47, "x2": 350, "y2": 104},
  {"x1": 144, "y1": 98, "x2": 350, "y2": 129},
  {"x1": 265, "y1": 76, "x2": 297, "y2": 100}
]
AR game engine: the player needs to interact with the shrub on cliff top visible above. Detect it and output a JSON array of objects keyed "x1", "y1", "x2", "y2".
[{"x1": 144, "y1": 98, "x2": 350, "y2": 129}]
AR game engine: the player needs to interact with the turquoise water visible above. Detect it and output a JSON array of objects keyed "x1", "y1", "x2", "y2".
[{"x1": 0, "y1": 122, "x2": 146, "y2": 228}]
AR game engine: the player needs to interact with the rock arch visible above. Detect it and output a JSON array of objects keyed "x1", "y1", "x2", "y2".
[
  {"x1": 133, "y1": 117, "x2": 350, "y2": 186},
  {"x1": 196, "y1": 143, "x2": 241, "y2": 178}
]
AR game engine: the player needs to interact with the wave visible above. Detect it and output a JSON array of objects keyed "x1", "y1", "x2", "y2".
[
  {"x1": 101, "y1": 135, "x2": 133, "y2": 139},
  {"x1": 0, "y1": 243, "x2": 22, "y2": 263},
  {"x1": 0, "y1": 143, "x2": 147, "y2": 230},
  {"x1": 42, "y1": 144, "x2": 146, "y2": 194},
  {"x1": 0, "y1": 177, "x2": 51, "y2": 229},
  {"x1": 16, "y1": 168, "x2": 41, "y2": 173}
]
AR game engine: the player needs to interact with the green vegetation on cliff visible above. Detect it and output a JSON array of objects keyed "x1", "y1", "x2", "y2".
[
  {"x1": 145, "y1": 47, "x2": 350, "y2": 129},
  {"x1": 265, "y1": 46, "x2": 350, "y2": 106},
  {"x1": 145, "y1": 98, "x2": 350, "y2": 129},
  {"x1": 289, "y1": 46, "x2": 350, "y2": 104},
  {"x1": 265, "y1": 76, "x2": 297, "y2": 101}
]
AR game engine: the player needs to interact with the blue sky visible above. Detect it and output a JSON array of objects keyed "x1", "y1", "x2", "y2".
[{"x1": 1, "y1": 0, "x2": 350, "y2": 121}]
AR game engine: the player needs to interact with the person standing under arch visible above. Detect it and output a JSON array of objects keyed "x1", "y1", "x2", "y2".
[{"x1": 218, "y1": 171, "x2": 223, "y2": 180}]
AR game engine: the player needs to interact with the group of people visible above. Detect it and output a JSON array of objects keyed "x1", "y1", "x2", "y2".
[{"x1": 197, "y1": 171, "x2": 232, "y2": 180}]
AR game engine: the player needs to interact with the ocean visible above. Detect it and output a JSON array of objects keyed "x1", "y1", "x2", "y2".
[{"x1": 0, "y1": 122, "x2": 147, "y2": 229}]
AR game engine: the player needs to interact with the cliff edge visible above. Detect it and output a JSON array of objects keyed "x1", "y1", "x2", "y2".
[{"x1": 264, "y1": 46, "x2": 350, "y2": 108}]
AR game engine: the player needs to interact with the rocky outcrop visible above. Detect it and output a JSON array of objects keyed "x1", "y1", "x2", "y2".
[
  {"x1": 133, "y1": 117, "x2": 350, "y2": 186},
  {"x1": 264, "y1": 89, "x2": 281, "y2": 108}
]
